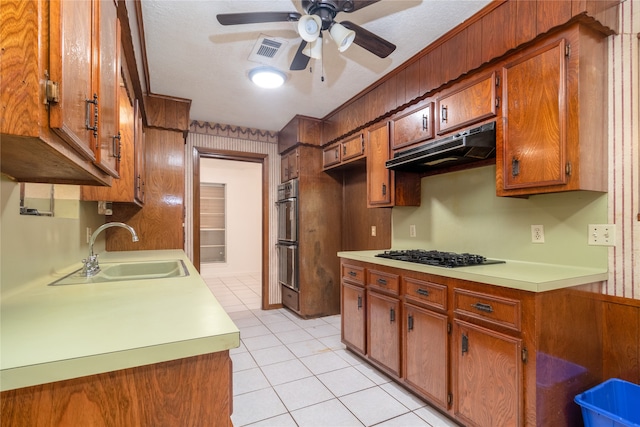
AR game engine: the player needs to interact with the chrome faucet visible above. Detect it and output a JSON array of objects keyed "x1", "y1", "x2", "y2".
[{"x1": 82, "y1": 222, "x2": 139, "y2": 277}]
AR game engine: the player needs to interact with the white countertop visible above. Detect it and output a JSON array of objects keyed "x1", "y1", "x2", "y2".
[
  {"x1": 338, "y1": 250, "x2": 608, "y2": 292},
  {"x1": 0, "y1": 250, "x2": 240, "y2": 392}
]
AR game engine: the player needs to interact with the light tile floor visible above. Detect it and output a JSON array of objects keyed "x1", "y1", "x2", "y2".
[{"x1": 202, "y1": 271, "x2": 459, "y2": 427}]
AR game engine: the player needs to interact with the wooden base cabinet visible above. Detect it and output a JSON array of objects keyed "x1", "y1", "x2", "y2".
[
  {"x1": 367, "y1": 290, "x2": 401, "y2": 377},
  {"x1": 403, "y1": 303, "x2": 449, "y2": 408},
  {"x1": 453, "y1": 319, "x2": 523, "y2": 427},
  {"x1": 340, "y1": 257, "x2": 605, "y2": 427}
]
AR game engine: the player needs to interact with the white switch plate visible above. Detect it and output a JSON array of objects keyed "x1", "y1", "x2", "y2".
[
  {"x1": 588, "y1": 224, "x2": 616, "y2": 246},
  {"x1": 531, "y1": 225, "x2": 545, "y2": 243},
  {"x1": 371, "y1": 226, "x2": 377, "y2": 237},
  {"x1": 409, "y1": 225, "x2": 416, "y2": 238}
]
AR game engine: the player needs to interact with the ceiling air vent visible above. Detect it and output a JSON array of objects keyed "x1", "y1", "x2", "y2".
[{"x1": 248, "y1": 35, "x2": 288, "y2": 64}]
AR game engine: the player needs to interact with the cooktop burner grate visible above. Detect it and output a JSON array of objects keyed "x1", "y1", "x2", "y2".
[{"x1": 376, "y1": 250, "x2": 505, "y2": 268}]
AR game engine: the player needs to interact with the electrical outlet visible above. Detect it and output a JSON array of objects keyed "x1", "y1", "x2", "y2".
[
  {"x1": 531, "y1": 225, "x2": 545, "y2": 243},
  {"x1": 86, "y1": 227, "x2": 92, "y2": 244},
  {"x1": 588, "y1": 224, "x2": 616, "y2": 246},
  {"x1": 371, "y1": 226, "x2": 377, "y2": 237},
  {"x1": 409, "y1": 225, "x2": 416, "y2": 238}
]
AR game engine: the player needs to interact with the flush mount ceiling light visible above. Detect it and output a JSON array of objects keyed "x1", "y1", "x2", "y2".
[
  {"x1": 249, "y1": 67, "x2": 286, "y2": 89},
  {"x1": 329, "y1": 22, "x2": 355, "y2": 52}
]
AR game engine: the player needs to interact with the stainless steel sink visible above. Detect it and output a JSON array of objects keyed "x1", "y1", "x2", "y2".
[{"x1": 49, "y1": 260, "x2": 189, "y2": 286}]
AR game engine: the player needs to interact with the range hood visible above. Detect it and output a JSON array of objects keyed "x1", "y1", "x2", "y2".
[{"x1": 386, "y1": 121, "x2": 496, "y2": 172}]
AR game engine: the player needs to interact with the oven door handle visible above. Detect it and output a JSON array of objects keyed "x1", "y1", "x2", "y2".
[{"x1": 276, "y1": 242, "x2": 297, "y2": 248}]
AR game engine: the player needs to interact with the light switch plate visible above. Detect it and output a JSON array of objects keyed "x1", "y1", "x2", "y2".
[{"x1": 588, "y1": 224, "x2": 616, "y2": 246}]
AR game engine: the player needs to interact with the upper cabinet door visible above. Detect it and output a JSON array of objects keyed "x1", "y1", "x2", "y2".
[
  {"x1": 94, "y1": 0, "x2": 121, "y2": 177},
  {"x1": 366, "y1": 123, "x2": 392, "y2": 207},
  {"x1": 502, "y1": 38, "x2": 567, "y2": 190},
  {"x1": 49, "y1": 0, "x2": 96, "y2": 161},
  {"x1": 436, "y1": 71, "x2": 498, "y2": 135},
  {"x1": 391, "y1": 102, "x2": 434, "y2": 151}
]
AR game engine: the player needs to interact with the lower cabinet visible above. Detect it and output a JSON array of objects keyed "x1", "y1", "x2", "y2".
[
  {"x1": 340, "y1": 258, "x2": 602, "y2": 427},
  {"x1": 403, "y1": 303, "x2": 449, "y2": 408},
  {"x1": 367, "y1": 290, "x2": 401, "y2": 377},
  {"x1": 341, "y1": 282, "x2": 366, "y2": 355},
  {"x1": 453, "y1": 319, "x2": 523, "y2": 427}
]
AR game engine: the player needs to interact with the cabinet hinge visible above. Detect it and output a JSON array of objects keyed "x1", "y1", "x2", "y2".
[
  {"x1": 495, "y1": 97, "x2": 500, "y2": 108},
  {"x1": 522, "y1": 347, "x2": 528, "y2": 363},
  {"x1": 447, "y1": 322, "x2": 452, "y2": 334},
  {"x1": 447, "y1": 392, "x2": 453, "y2": 406},
  {"x1": 44, "y1": 76, "x2": 60, "y2": 104},
  {"x1": 565, "y1": 162, "x2": 572, "y2": 176},
  {"x1": 565, "y1": 44, "x2": 571, "y2": 57}
]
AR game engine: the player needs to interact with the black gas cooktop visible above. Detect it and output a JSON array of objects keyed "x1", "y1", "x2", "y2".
[{"x1": 376, "y1": 250, "x2": 505, "y2": 268}]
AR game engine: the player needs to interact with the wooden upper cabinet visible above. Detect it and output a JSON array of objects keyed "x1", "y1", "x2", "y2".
[
  {"x1": 0, "y1": 0, "x2": 111, "y2": 185},
  {"x1": 391, "y1": 101, "x2": 434, "y2": 151},
  {"x1": 499, "y1": 24, "x2": 607, "y2": 196},
  {"x1": 436, "y1": 71, "x2": 498, "y2": 135},
  {"x1": 366, "y1": 123, "x2": 393, "y2": 206},
  {"x1": 281, "y1": 148, "x2": 299, "y2": 182},
  {"x1": 133, "y1": 99, "x2": 146, "y2": 205},
  {"x1": 94, "y1": 0, "x2": 121, "y2": 178},
  {"x1": 49, "y1": 0, "x2": 121, "y2": 178},
  {"x1": 278, "y1": 115, "x2": 322, "y2": 153},
  {"x1": 322, "y1": 133, "x2": 365, "y2": 170},
  {"x1": 342, "y1": 133, "x2": 365, "y2": 162},
  {"x1": 49, "y1": 0, "x2": 95, "y2": 162}
]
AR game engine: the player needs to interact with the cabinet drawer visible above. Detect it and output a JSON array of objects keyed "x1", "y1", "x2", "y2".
[
  {"x1": 404, "y1": 277, "x2": 447, "y2": 312},
  {"x1": 342, "y1": 264, "x2": 365, "y2": 286},
  {"x1": 454, "y1": 288, "x2": 521, "y2": 331},
  {"x1": 281, "y1": 285, "x2": 300, "y2": 312},
  {"x1": 368, "y1": 270, "x2": 399, "y2": 295}
]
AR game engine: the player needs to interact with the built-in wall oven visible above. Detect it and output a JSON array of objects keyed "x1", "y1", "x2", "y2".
[{"x1": 276, "y1": 179, "x2": 298, "y2": 291}]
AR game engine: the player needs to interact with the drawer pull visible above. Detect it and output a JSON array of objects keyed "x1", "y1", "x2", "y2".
[
  {"x1": 416, "y1": 288, "x2": 429, "y2": 297},
  {"x1": 348, "y1": 271, "x2": 357, "y2": 277},
  {"x1": 471, "y1": 302, "x2": 494, "y2": 313},
  {"x1": 377, "y1": 278, "x2": 387, "y2": 285}
]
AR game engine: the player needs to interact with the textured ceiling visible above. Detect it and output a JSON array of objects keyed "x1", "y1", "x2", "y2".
[{"x1": 140, "y1": 0, "x2": 492, "y2": 132}]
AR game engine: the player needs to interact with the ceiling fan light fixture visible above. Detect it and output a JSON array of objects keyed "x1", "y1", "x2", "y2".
[
  {"x1": 302, "y1": 35, "x2": 323, "y2": 59},
  {"x1": 298, "y1": 15, "x2": 322, "y2": 42},
  {"x1": 329, "y1": 23, "x2": 355, "y2": 52},
  {"x1": 249, "y1": 67, "x2": 286, "y2": 89}
]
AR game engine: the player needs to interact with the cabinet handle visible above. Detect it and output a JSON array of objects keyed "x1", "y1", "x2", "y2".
[
  {"x1": 471, "y1": 302, "x2": 494, "y2": 313},
  {"x1": 408, "y1": 314, "x2": 414, "y2": 331},
  {"x1": 335, "y1": 148, "x2": 340, "y2": 159},
  {"x1": 343, "y1": 145, "x2": 347, "y2": 156},
  {"x1": 112, "y1": 132, "x2": 122, "y2": 160},
  {"x1": 462, "y1": 333, "x2": 469, "y2": 354},
  {"x1": 422, "y1": 114, "x2": 428, "y2": 131},
  {"x1": 390, "y1": 307, "x2": 395, "y2": 323},
  {"x1": 381, "y1": 183, "x2": 387, "y2": 196},
  {"x1": 495, "y1": 97, "x2": 500, "y2": 108},
  {"x1": 348, "y1": 271, "x2": 357, "y2": 277},
  {"x1": 357, "y1": 295, "x2": 362, "y2": 309},
  {"x1": 512, "y1": 158, "x2": 520, "y2": 177},
  {"x1": 416, "y1": 288, "x2": 429, "y2": 297},
  {"x1": 441, "y1": 105, "x2": 448, "y2": 122},
  {"x1": 85, "y1": 93, "x2": 99, "y2": 140},
  {"x1": 377, "y1": 278, "x2": 387, "y2": 285}
]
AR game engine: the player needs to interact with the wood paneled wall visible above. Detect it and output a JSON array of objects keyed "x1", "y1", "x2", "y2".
[{"x1": 107, "y1": 127, "x2": 185, "y2": 251}]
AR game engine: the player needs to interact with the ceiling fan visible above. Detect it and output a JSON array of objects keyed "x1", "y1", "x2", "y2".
[{"x1": 216, "y1": 0, "x2": 396, "y2": 71}]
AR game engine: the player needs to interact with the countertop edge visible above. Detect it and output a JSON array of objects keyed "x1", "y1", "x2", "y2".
[{"x1": 338, "y1": 251, "x2": 608, "y2": 292}]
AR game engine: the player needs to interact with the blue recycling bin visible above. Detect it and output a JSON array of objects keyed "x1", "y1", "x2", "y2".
[{"x1": 574, "y1": 378, "x2": 640, "y2": 427}]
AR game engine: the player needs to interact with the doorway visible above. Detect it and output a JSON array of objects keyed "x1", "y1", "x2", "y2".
[{"x1": 192, "y1": 148, "x2": 269, "y2": 309}]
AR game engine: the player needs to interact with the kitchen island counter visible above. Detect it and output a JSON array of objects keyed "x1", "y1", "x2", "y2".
[
  {"x1": 338, "y1": 250, "x2": 607, "y2": 292},
  {"x1": 0, "y1": 249, "x2": 239, "y2": 392}
]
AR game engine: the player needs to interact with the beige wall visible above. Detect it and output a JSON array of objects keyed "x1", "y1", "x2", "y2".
[{"x1": 0, "y1": 176, "x2": 105, "y2": 294}]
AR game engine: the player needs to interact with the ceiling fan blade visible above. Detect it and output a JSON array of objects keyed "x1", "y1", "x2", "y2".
[
  {"x1": 340, "y1": 21, "x2": 396, "y2": 58},
  {"x1": 216, "y1": 12, "x2": 301, "y2": 26},
  {"x1": 345, "y1": 1, "x2": 382, "y2": 12},
  {"x1": 290, "y1": 41, "x2": 311, "y2": 71}
]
